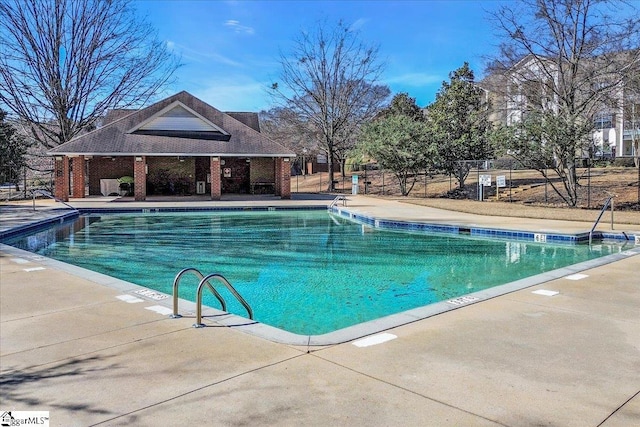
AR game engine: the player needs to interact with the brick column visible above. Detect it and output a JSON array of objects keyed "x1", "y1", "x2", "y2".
[
  {"x1": 54, "y1": 156, "x2": 70, "y2": 202},
  {"x1": 71, "y1": 156, "x2": 85, "y2": 198},
  {"x1": 133, "y1": 156, "x2": 147, "y2": 201},
  {"x1": 280, "y1": 157, "x2": 291, "y2": 199},
  {"x1": 210, "y1": 157, "x2": 221, "y2": 200},
  {"x1": 275, "y1": 158, "x2": 282, "y2": 196}
]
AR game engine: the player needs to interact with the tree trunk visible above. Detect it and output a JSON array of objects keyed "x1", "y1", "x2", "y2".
[
  {"x1": 327, "y1": 148, "x2": 336, "y2": 192},
  {"x1": 563, "y1": 162, "x2": 579, "y2": 207}
]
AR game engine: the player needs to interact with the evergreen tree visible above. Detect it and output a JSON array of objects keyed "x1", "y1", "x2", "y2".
[
  {"x1": 0, "y1": 110, "x2": 29, "y2": 186},
  {"x1": 359, "y1": 93, "x2": 437, "y2": 196},
  {"x1": 427, "y1": 63, "x2": 493, "y2": 190}
]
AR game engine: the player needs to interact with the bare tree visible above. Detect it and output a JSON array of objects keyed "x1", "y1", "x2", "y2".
[
  {"x1": 0, "y1": 0, "x2": 179, "y2": 149},
  {"x1": 270, "y1": 20, "x2": 389, "y2": 191},
  {"x1": 259, "y1": 106, "x2": 320, "y2": 175},
  {"x1": 487, "y1": 0, "x2": 640, "y2": 206},
  {"x1": 626, "y1": 75, "x2": 640, "y2": 204},
  {"x1": 626, "y1": 71, "x2": 640, "y2": 168},
  {"x1": 259, "y1": 107, "x2": 318, "y2": 154}
]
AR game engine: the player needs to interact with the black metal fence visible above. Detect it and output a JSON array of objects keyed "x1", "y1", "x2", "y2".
[{"x1": 291, "y1": 161, "x2": 638, "y2": 208}]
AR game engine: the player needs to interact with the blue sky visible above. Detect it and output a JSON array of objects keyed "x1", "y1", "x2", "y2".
[{"x1": 138, "y1": 0, "x2": 502, "y2": 112}]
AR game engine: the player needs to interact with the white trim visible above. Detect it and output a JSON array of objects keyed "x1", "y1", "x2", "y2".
[{"x1": 126, "y1": 101, "x2": 229, "y2": 135}]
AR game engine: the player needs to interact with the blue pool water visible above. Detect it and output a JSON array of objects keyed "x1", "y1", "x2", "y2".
[{"x1": 5, "y1": 210, "x2": 630, "y2": 335}]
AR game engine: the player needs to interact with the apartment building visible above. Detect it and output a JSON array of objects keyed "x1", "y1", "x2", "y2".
[{"x1": 483, "y1": 53, "x2": 639, "y2": 161}]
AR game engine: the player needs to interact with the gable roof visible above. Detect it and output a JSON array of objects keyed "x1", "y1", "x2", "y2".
[
  {"x1": 49, "y1": 91, "x2": 294, "y2": 157},
  {"x1": 226, "y1": 112, "x2": 261, "y2": 132},
  {"x1": 103, "y1": 109, "x2": 136, "y2": 125}
]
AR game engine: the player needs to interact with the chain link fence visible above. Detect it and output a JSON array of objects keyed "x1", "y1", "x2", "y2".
[
  {"x1": 1, "y1": 165, "x2": 54, "y2": 201},
  {"x1": 291, "y1": 160, "x2": 639, "y2": 209}
]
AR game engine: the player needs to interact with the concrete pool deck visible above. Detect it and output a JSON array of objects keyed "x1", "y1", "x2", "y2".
[{"x1": 1, "y1": 195, "x2": 639, "y2": 426}]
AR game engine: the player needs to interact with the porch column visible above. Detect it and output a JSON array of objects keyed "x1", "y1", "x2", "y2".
[
  {"x1": 54, "y1": 156, "x2": 70, "y2": 202},
  {"x1": 134, "y1": 156, "x2": 147, "y2": 201},
  {"x1": 210, "y1": 156, "x2": 221, "y2": 200},
  {"x1": 276, "y1": 157, "x2": 291, "y2": 199},
  {"x1": 275, "y1": 157, "x2": 282, "y2": 196},
  {"x1": 281, "y1": 157, "x2": 291, "y2": 199},
  {"x1": 71, "y1": 156, "x2": 86, "y2": 198}
]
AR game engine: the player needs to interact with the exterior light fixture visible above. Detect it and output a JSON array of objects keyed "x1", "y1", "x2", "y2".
[{"x1": 135, "y1": 156, "x2": 143, "y2": 162}]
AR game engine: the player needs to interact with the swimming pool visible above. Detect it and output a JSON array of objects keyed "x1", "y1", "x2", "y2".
[{"x1": 4, "y1": 210, "x2": 632, "y2": 336}]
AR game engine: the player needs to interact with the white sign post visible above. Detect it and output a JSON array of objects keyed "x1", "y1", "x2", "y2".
[
  {"x1": 479, "y1": 174, "x2": 491, "y2": 201},
  {"x1": 496, "y1": 175, "x2": 506, "y2": 200}
]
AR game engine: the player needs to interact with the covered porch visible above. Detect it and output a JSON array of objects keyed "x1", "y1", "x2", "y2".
[{"x1": 53, "y1": 154, "x2": 291, "y2": 201}]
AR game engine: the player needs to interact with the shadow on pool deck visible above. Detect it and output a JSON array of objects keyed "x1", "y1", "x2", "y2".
[{"x1": 1, "y1": 195, "x2": 639, "y2": 426}]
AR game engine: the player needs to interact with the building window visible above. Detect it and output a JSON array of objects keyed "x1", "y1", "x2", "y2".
[{"x1": 594, "y1": 112, "x2": 613, "y2": 129}]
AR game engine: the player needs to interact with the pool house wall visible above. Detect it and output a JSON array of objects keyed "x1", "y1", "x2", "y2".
[{"x1": 53, "y1": 154, "x2": 289, "y2": 201}]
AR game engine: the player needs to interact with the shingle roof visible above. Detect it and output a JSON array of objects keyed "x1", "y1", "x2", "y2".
[
  {"x1": 226, "y1": 112, "x2": 261, "y2": 132},
  {"x1": 49, "y1": 91, "x2": 294, "y2": 157},
  {"x1": 103, "y1": 109, "x2": 136, "y2": 125}
]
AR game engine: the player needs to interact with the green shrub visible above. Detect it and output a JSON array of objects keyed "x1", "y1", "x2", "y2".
[
  {"x1": 611, "y1": 158, "x2": 636, "y2": 167},
  {"x1": 493, "y1": 156, "x2": 527, "y2": 170}
]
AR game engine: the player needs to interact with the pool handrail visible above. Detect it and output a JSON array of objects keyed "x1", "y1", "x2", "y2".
[
  {"x1": 193, "y1": 272, "x2": 254, "y2": 328},
  {"x1": 171, "y1": 267, "x2": 226, "y2": 318},
  {"x1": 589, "y1": 196, "x2": 614, "y2": 245},
  {"x1": 31, "y1": 189, "x2": 78, "y2": 212},
  {"x1": 329, "y1": 195, "x2": 348, "y2": 209}
]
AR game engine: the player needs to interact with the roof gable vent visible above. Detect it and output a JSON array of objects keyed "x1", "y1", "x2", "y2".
[
  {"x1": 127, "y1": 101, "x2": 231, "y2": 140},
  {"x1": 138, "y1": 104, "x2": 225, "y2": 132}
]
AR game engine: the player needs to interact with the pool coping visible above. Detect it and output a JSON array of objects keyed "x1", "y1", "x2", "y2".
[
  {"x1": 2, "y1": 206, "x2": 639, "y2": 346},
  {"x1": 0, "y1": 205, "x2": 327, "y2": 240},
  {"x1": 330, "y1": 206, "x2": 639, "y2": 244}
]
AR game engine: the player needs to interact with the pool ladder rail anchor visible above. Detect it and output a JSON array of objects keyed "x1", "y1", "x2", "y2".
[{"x1": 170, "y1": 267, "x2": 254, "y2": 328}]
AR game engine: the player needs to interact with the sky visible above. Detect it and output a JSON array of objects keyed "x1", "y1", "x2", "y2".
[{"x1": 137, "y1": 0, "x2": 504, "y2": 112}]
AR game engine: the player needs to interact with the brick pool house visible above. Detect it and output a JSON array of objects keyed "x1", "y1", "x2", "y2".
[{"x1": 48, "y1": 91, "x2": 295, "y2": 201}]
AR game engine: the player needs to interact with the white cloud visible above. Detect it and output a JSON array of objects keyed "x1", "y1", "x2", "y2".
[
  {"x1": 349, "y1": 18, "x2": 368, "y2": 31},
  {"x1": 385, "y1": 72, "x2": 442, "y2": 86},
  {"x1": 166, "y1": 40, "x2": 242, "y2": 67},
  {"x1": 224, "y1": 20, "x2": 255, "y2": 35}
]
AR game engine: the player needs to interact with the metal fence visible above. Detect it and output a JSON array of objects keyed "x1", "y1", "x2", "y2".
[
  {"x1": 291, "y1": 161, "x2": 638, "y2": 209},
  {"x1": 1, "y1": 165, "x2": 54, "y2": 201}
]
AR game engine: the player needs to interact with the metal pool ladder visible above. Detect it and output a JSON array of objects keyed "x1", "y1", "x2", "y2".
[
  {"x1": 170, "y1": 268, "x2": 254, "y2": 328},
  {"x1": 329, "y1": 195, "x2": 348, "y2": 209}
]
